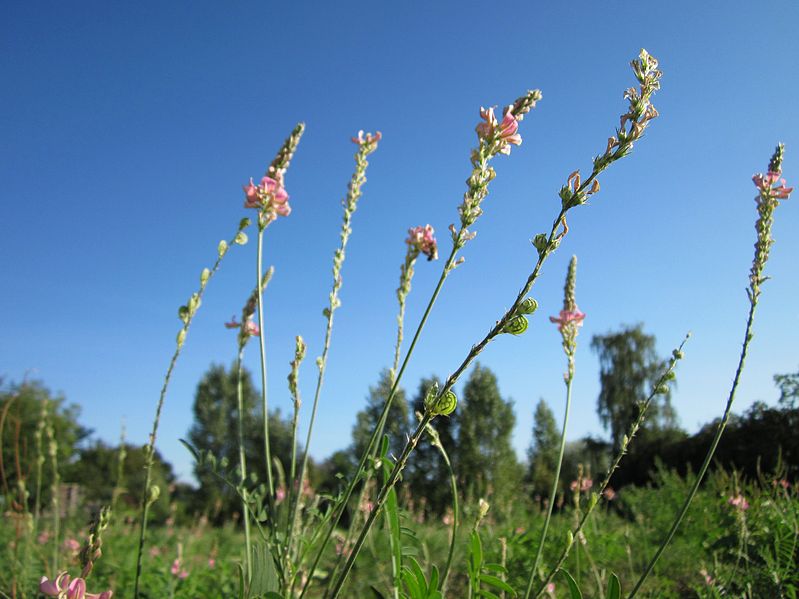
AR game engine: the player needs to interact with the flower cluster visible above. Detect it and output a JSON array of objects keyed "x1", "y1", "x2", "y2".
[
  {"x1": 40, "y1": 572, "x2": 113, "y2": 599},
  {"x1": 550, "y1": 256, "x2": 585, "y2": 359},
  {"x1": 406, "y1": 224, "x2": 438, "y2": 261},
  {"x1": 243, "y1": 175, "x2": 290, "y2": 220},
  {"x1": 171, "y1": 558, "x2": 189, "y2": 580},
  {"x1": 351, "y1": 130, "x2": 382, "y2": 146},
  {"x1": 749, "y1": 143, "x2": 792, "y2": 298},
  {"x1": 728, "y1": 494, "x2": 750, "y2": 511},
  {"x1": 225, "y1": 316, "x2": 260, "y2": 336},
  {"x1": 570, "y1": 478, "x2": 593, "y2": 493},
  {"x1": 476, "y1": 107, "x2": 522, "y2": 155}
]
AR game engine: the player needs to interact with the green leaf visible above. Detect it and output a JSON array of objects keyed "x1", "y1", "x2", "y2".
[
  {"x1": 368, "y1": 586, "x2": 387, "y2": 599},
  {"x1": 480, "y1": 574, "x2": 516, "y2": 595},
  {"x1": 250, "y1": 543, "x2": 279, "y2": 596},
  {"x1": 559, "y1": 569, "x2": 583, "y2": 599},
  {"x1": 428, "y1": 566, "x2": 439, "y2": 594},
  {"x1": 476, "y1": 590, "x2": 501, "y2": 599},
  {"x1": 402, "y1": 565, "x2": 424, "y2": 599},
  {"x1": 237, "y1": 563, "x2": 246, "y2": 599},
  {"x1": 607, "y1": 573, "x2": 621, "y2": 599},
  {"x1": 469, "y1": 530, "x2": 483, "y2": 571}
]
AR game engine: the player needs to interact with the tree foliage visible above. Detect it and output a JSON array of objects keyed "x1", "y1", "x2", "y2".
[
  {"x1": 456, "y1": 363, "x2": 521, "y2": 508},
  {"x1": 350, "y1": 369, "x2": 409, "y2": 463},
  {"x1": 526, "y1": 398, "x2": 559, "y2": 498},
  {"x1": 591, "y1": 324, "x2": 677, "y2": 452}
]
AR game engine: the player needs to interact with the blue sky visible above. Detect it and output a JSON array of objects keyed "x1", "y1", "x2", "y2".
[{"x1": 2, "y1": 1, "x2": 797, "y2": 482}]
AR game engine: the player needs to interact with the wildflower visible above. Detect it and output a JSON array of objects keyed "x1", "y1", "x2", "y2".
[
  {"x1": 64, "y1": 537, "x2": 81, "y2": 553},
  {"x1": 603, "y1": 487, "x2": 617, "y2": 501},
  {"x1": 149, "y1": 546, "x2": 161, "y2": 558},
  {"x1": 549, "y1": 309, "x2": 586, "y2": 332},
  {"x1": 728, "y1": 494, "x2": 749, "y2": 510},
  {"x1": 351, "y1": 130, "x2": 382, "y2": 146},
  {"x1": 699, "y1": 568, "x2": 714, "y2": 586},
  {"x1": 224, "y1": 316, "x2": 260, "y2": 336},
  {"x1": 243, "y1": 176, "x2": 290, "y2": 218},
  {"x1": 208, "y1": 558, "x2": 216, "y2": 568},
  {"x1": 37, "y1": 531, "x2": 50, "y2": 544},
  {"x1": 170, "y1": 558, "x2": 189, "y2": 579},
  {"x1": 753, "y1": 171, "x2": 793, "y2": 199},
  {"x1": 545, "y1": 582, "x2": 556, "y2": 597},
  {"x1": 476, "y1": 106, "x2": 522, "y2": 154},
  {"x1": 275, "y1": 486, "x2": 286, "y2": 504},
  {"x1": 406, "y1": 225, "x2": 438, "y2": 261},
  {"x1": 569, "y1": 478, "x2": 593, "y2": 493},
  {"x1": 40, "y1": 572, "x2": 113, "y2": 599}
]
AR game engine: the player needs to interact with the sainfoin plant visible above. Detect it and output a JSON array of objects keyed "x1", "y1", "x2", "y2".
[{"x1": 10, "y1": 48, "x2": 792, "y2": 598}]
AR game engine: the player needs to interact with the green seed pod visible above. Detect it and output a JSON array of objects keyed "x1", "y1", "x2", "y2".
[
  {"x1": 147, "y1": 485, "x2": 161, "y2": 506},
  {"x1": 218, "y1": 239, "x2": 228, "y2": 257},
  {"x1": 503, "y1": 315, "x2": 528, "y2": 335},
  {"x1": 200, "y1": 268, "x2": 211, "y2": 286},
  {"x1": 431, "y1": 390, "x2": 457, "y2": 417},
  {"x1": 234, "y1": 231, "x2": 248, "y2": 245},
  {"x1": 176, "y1": 329, "x2": 187, "y2": 348},
  {"x1": 518, "y1": 297, "x2": 539, "y2": 315},
  {"x1": 178, "y1": 305, "x2": 189, "y2": 324}
]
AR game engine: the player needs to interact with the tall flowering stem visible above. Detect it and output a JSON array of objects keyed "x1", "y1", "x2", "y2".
[
  {"x1": 32, "y1": 397, "x2": 47, "y2": 537},
  {"x1": 226, "y1": 267, "x2": 274, "y2": 582},
  {"x1": 283, "y1": 333, "x2": 307, "y2": 574},
  {"x1": 524, "y1": 256, "x2": 584, "y2": 598},
  {"x1": 251, "y1": 123, "x2": 305, "y2": 503},
  {"x1": 288, "y1": 130, "x2": 381, "y2": 579},
  {"x1": 532, "y1": 334, "x2": 689, "y2": 598},
  {"x1": 132, "y1": 216, "x2": 251, "y2": 599},
  {"x1": 628, "y1": 144, "x2": 792, "y2": 598},
  {"x1": 302, "y1": 91, "x2": 541, "y2": 599},
  {"x1": 46, "y1": 416, "x2": 60, "y2": 575},
  {"x1": 328, "y1": 49, "x2": 660, "y2": 599}
]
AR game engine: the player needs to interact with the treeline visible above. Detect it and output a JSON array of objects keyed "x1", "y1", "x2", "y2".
[{"x1": 2, "y1": 326, "x2": 797, "y2": 524}]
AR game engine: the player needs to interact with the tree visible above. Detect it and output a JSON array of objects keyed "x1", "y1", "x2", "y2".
[
  {"x1": 591, "y1": 324, "x2": 677, "y2": 452},
  {"x1": 350, "y1": 369, "x2": 409, "y2": 463},
  {"x1": 405, "y1": 376, "x2": 457, "y2": 516},
  {"x1": 775, "y1": 367, "x2": 799, "y2": 409},
  {"x1": 68, "y1": 442, "x2": 176, "y2": 522},
  {"x1": 187, "y1": 364, "x2": 298, "y2": 522},
  {"x1": 0, "y1": 380, "x2": 89, "y2": 511},
  {"x1": 526, "y1": 399, "x2": 559, "y2": 498},
  {"x1": 456, "y1": 363, "x2": 521, "y2": 507}
]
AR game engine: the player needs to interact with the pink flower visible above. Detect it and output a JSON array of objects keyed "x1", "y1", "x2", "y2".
[
  {"x1": 728, "y1": 494, "x2": 749, "y2": 510},
  {"x1": 700, "y1": 568, "x2": 714, "y2": 586},
  {"x1": 549, "y1": 309, "x2": 586, "y2": 332},
  {"x1": 351, "y1": 130, "x2": 382, "y2": 145},
  {"x1": 546, "y1": 582, "x2": 556, "y2": 595},
  {"x1": 40, "y1": 572, "x2": 113, "y2": 599},
  {"x1": 406, "y1": 225, "x2": 438, "y2": 261},
  {"x1": 603, "y1": 487, "x2": 617, "y2": 501},
  {"x1": 224, "y1": 316, "x2": 260, "y2": 336},
  {"x1": 569, "y1": 478, "x2": 593, "y2": 493},
  {"x1": 37, "y1": 531, "x2": 50, "y2": 544},
  {"x1": 243, "y1": 176, "x2": 291, "y2": 217},
  {"x1": 753, "y1": 171, "x2": 793, "y2": 199},
  {"x1": 170, "y1": 558, "x2": 189, "y2": 579},
  {"x1": 208, "y1": 558, "x2": 216, "y2": 569},
  {"x1": 475, "y1": 106, "x2": 522, "y2": 154},
  {"x1": 275, "y1": 486, "x2": 286, "y2": 504},
  {"x1": 149, "y1": 546, "x2": 162, "y2": 558},
  {"x1": 64, "y1": 538, "x2": 81, "y2": 553}
]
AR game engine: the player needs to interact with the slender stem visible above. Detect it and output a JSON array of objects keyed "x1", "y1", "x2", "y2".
[
  {"x1": 256, "y1": 226, "x2": 275, "y2": 499},
  {"x1": 532, "y1": 335, "x2": 689, "y2": 597},
  {"x1": 329, "y1": 414, "x2": 433, "y2": 598},
  {"x1": 236, "y1": 345, "x2": 253, "y2": 582},
  {"x1": 627, "y1": 302, "x2": 757, "y2": 598},
  {"x1": 430, "y1": 427, "x2": 459, "y2": 593},
  {"x1": 133, "y1": 223, "x2": 245, "y2": 598},
  {"x1": 299, "y1": 242, "x2": 458, "y2": 599},
  {"x1": 32, "y1": 398, "x2": 47, "y2": 537},
  {"x1": 524, "y1": 360, "x2": 575, "y2": 598}
]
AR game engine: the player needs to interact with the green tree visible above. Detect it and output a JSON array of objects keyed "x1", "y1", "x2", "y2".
[
  {"x1": 67, "y1": 442, "x2": 175, "y2": 522},
  {"x1": 405, "y1": 376, "x2": 457, "y2": 516},
  {"x1": 591, "y1": 324, "x2": 677, "y2": 452},
  {"x1": 0, "y1": 380, "x2": 89, "y2": 510},
  {"x1": 350, "y1": 369, "x2": 409, "y2": 462},
  {"x1": 456, "y1": 363, "x2": 521, "y2": 507},
  {"x1": 775, "y1": 366, "x2": 799, "y2": 409},
  {"x1": 526, "y1": 399, "x2": 559, "y2": 498},
  {"x1": 187, "y1": 364, "x2": 298, "y2": 522}
]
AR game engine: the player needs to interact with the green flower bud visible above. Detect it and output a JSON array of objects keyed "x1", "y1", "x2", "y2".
[
  {"x1": 217, "y1": 240, "x2": 228, "y2": 257},
  {"x1": 200, "y1": 268, "x2": 210, "y2": 286}
]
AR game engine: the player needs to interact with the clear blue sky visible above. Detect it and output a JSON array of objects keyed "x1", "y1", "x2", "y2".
[{"x1": 2, "y1": 1, "x2": 797, "y2": 482}]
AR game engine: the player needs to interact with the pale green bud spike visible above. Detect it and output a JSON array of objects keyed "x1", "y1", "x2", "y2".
[{"x1": 564, "y1": 255, "x2": 578, "y2": 312}]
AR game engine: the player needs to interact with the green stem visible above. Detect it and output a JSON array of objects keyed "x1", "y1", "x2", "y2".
[
  {"x1": 299, "y1": 242, "x2": 458, "y2": 599},
  {"x1": 256, "y1": 225, "x2": 275, "y2": 499},
  {"x1": 430, "y1": 426, "x2": 459, "y2": 593},
  {"x1": 627, "y1": 301, "x2": 757, "y2": 598},
  {"x1": 524, "y1": 360, "x2": 575, "y2": 598},
  {"x1": 236, "y1": 345, "x2": 253, "y2": 583},
  {"x1": 532, "y1": 335, "x2": 689, "y2": 598},
  {"x1": 133, "y1": 223, "x2": 245, "y2": 598}
]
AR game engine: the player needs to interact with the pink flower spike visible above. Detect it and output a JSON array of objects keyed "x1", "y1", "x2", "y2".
[
  {"x1": 171, "y1": 559, "x2": 180, "y2": 576},
  {"x1": 67, "y1": 577, "x2": 86, "y2": 599},
  {"x1": 245, "y1": 319, "x2": 260, "y2": 336},
  {"x1": 549, "y1": 309, "x2": 586, "y2": 331},
  {"x1": 499, "y1": 110, "x2": 522, "y2": 146},
  {"x1": 728, "y1": 494, "x2": 749, "y2": 510}
]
